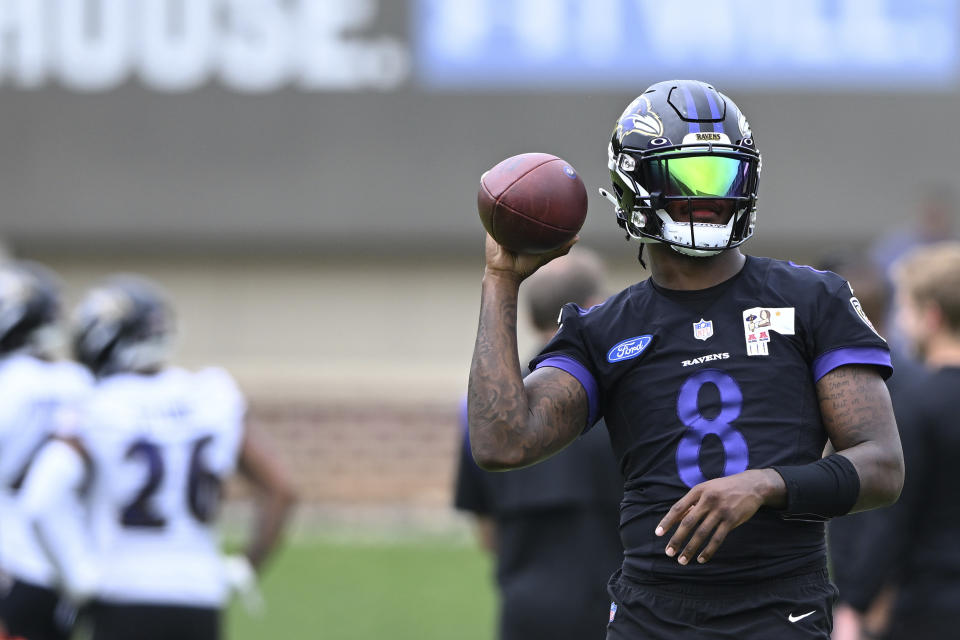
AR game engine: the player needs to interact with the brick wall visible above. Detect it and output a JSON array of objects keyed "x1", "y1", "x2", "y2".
[{"x1": 232, "y1": 400, "x2": 464, "y2": 508}]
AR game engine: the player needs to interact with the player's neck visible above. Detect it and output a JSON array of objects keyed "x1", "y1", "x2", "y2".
[{"x1": 647, "y1": 245, "x2": 746, "y2": 291}]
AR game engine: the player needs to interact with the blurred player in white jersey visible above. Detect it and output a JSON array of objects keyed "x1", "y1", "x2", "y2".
[
  {"x1": 0, "y1": 262, "x2": 92, "y2": 640},
  {"x1": 20, "y1": 275, "x2": 296, "y2": 640}
]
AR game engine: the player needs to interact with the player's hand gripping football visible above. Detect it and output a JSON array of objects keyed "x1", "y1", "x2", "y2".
[
  {"x1": 655, "y1": 468, "x2": 785, "y2": 565},
  {"x1": 483, "y1": 233, "x2": 578, "y2": 283}
]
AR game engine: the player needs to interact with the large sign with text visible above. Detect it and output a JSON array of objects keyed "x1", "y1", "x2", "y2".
[
  {"x1": 0, "y1": 0, "x2": 956, "y2": 93},
  {"x1": 415, "y1": 0, "x2": 958, "y2": 90},
  {"x1": 0, "y1": 0, "x2": 409, "y2": 92}
]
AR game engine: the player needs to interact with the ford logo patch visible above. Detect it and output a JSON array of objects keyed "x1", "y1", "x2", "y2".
[{"x1": 607, "y1": 335, "x2": 653, "y2": 363}]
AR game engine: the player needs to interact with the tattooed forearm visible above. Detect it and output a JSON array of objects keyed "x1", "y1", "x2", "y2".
[
  {"x1": 816, "y1": 365, "x2": 904, "y2": 511},
  {"x1": 468, "y1": 271, "x2": 525, "y2": 469},
  {"x1": 468, "y1": 272, "x2": 586, "y2": 470}
]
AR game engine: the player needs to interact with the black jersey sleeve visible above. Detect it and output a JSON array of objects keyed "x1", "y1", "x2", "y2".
[
  {"x1": 807, "y1": 279, "x2": 893, "y2": 381},
  {"x1": 528, "y1": 303, "x2": 603, "y2": 432},
  {"x1": 453, "y1": 397, "x2": 492, "y2": 515}
]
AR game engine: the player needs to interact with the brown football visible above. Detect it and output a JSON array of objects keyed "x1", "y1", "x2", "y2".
[{"x1": 477, "y1": 152, "x2": 588, "y2": 254}]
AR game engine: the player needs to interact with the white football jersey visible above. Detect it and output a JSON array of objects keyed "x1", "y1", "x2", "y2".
[
  {"x1": 71, "y1": 367, "x2": 246, "y2": 607},
  {"x1": 0, "y1": 354, "x2": 92, "y2": 586}
]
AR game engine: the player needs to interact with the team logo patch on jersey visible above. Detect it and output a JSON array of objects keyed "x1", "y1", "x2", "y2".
[
  {"x1": 693, "y1": 318, "x2": 713, "y2": 341},
  {"x1": 850, "y1": 297, "x2": 885, "y2": 340},
  {"x1": 742, "y1": 307, "x2": 795, "y2": 356},
  {"x1": 607, "y1": 335, "x2": 653, "y2": 363}
]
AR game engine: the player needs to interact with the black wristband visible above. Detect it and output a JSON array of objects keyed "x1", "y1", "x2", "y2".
[{"x1": 771, "y1": 454, "x2": 861, "y2": 522}]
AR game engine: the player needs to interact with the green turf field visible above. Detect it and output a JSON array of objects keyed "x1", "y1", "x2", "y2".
[{"x1": 227, "y1": 538, "x2": 497, "y2": 640}]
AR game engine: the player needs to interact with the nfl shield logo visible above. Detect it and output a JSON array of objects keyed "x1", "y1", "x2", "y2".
[{"x1": 693, "y1": 319, "x2": 713, "y2": 341}]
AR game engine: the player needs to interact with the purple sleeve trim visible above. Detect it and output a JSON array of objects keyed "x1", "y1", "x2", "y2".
[
  {"x1": 788, "y1": 261, "x2": 831, "y2": 274},
  {"x1": 535, "y1": 356, "x2": 601, "y2": 431},
  {"x1": 459, "y1": 395, "x2": 469, "y2": 436},
  {"x1": 576, "y1": 302, "x2": 604, "y2": 316},
  {"x1": 813, "y1": 347, "x2": 893, "y2": 381}
]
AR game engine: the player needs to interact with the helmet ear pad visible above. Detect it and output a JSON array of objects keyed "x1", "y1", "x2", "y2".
[{"x1": 605, "y1": 80, "x2": 761, "y2": 255}]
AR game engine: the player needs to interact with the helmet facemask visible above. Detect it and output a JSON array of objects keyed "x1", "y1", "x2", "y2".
[{"x1": 606, "y1": 141, "x2": 760, "y2": 257}]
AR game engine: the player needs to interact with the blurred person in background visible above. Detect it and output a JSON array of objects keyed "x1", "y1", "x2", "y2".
[
  {"x1": 870, "y1": 185, "x2": 957, "y2": 276},
  {"x1": 454, "y1": 247, "x2": 623, "y2": 640},
  {"x1": 814, "y1": 255, "x2": 921, "y2": 640},
  {"x1": 0, "y1": 262, "x2": 92, "y2": 640},
  {"x1": 19, "y1": 275, "x2": 296, "y2": 640},
  {"x1": 869, "y1": 185, "x2": 957, "y2": 353},
  {"x1": 833, "y1": 242, "x2": 960, "y2": 640},
  {"x1": 468, "y1": 79, "x2": 903, "y2": 639}
]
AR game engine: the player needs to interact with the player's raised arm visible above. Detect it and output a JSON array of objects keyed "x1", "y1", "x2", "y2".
[
  {"x1": 814, "y1": 364, "x2": 904, "y2": 512},
  {"x1": 468, "y1": 235, "x2": 586, "y2": 471}
]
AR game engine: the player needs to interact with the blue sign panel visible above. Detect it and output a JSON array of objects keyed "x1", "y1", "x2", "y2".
[{"x1": 414, "y1": 0, "x2": 958, "y2": 90}]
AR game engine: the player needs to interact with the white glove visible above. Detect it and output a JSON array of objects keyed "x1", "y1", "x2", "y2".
[
  {"x1": 61, "y1": 558, "x2": 99, "y2": 606},
  {"x1": 223, "y1": 554, "x2": 264, "y2": 616}
]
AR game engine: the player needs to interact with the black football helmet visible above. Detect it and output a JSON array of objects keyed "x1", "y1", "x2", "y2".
[
  {"x1": 72, "y1": 275, "x2": 175, "y2": 377},
  {"x1": 599, "y1": 79, "x2": 761, "y2": 257},
  {"x1": 0, "y1": 261, "x2": 63, "y2": 358}
]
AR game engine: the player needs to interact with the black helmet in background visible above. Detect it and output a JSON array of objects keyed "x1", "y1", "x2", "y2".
[
  {"x1": 0, "y1": 261, "x2": 63, "y2": 358},
  {"x1": 72, "y1": 275, "x2": 175, "y2": 377}
]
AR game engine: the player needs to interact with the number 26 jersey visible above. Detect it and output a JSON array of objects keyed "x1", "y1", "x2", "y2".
[
  {"x1": 530, "y1": 256, "x2": 892, "y2": 582},
  {"x1": 70, "y1": 366, "x2": 245, "y2": 607}
]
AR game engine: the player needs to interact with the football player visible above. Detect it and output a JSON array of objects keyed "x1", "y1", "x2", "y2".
[
  {"x1": 467, "y1": 80, "x2": 904, "y2": 639},
  {"x1": 0, "y1": 262, "x2": 92, "y2": 640},
  {"x1": 19, "y1": 275, "x2": 296, "y2": 640}
]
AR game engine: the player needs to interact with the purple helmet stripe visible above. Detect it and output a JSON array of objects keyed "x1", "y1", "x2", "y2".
[
  {"x1": 680, "y1": 85, "x2": 700, "y2": 133},
  {"x1": 704, "y1": 89, "x2": 724, "y2": 133}
]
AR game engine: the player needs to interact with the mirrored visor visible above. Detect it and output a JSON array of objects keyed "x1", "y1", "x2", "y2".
[{"x1": 645, "y1": 156, "x2": 752, "y2": 198}]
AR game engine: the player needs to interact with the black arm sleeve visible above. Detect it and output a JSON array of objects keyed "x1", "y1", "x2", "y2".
[{"x1": 453, "y1": 401, "x2": 492, "y2": 515}]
